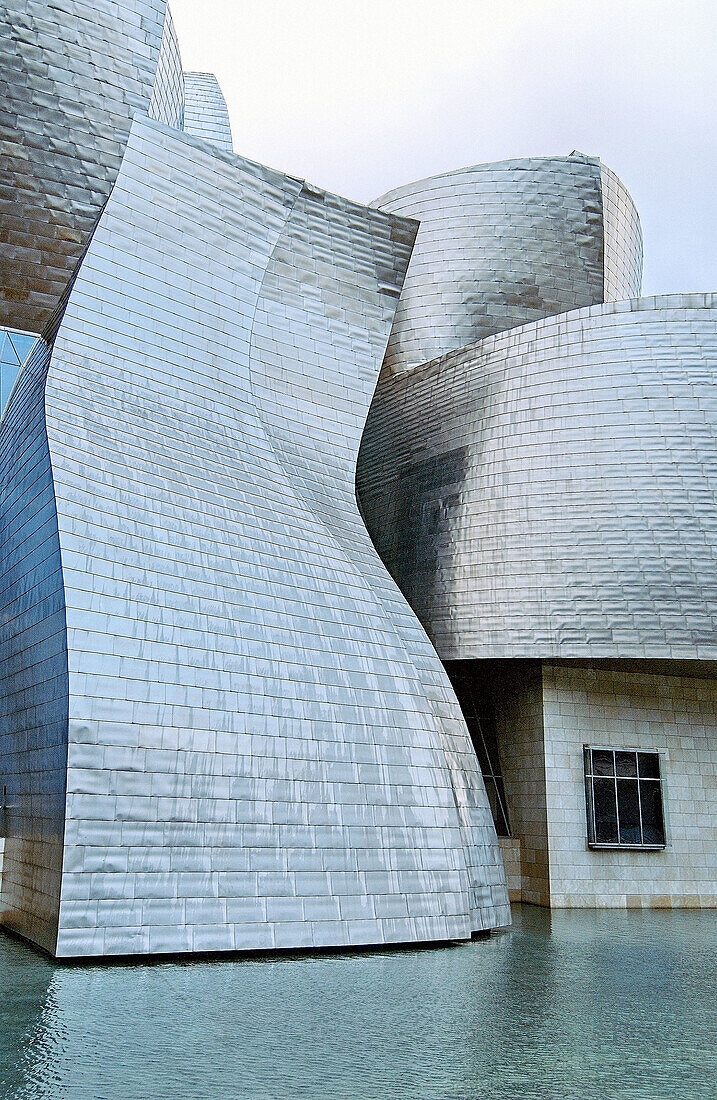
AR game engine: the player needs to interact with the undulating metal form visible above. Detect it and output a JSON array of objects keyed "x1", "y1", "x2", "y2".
[
  {"x1": 358, "y1": 159, "x2": 715, "y2": 914},
  {"x1": 0, "y1": 3, "x2": 509, "y2": 957}
]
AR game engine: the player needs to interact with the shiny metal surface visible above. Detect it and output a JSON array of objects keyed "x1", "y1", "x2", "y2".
[
  {"x1": 373, "y1": 154, "x2": 642, "y2": 375},
  {"x1": 357, "y1": 294, "x2": 717, "y2": 661},
  {"x1": 1, "y1": 106, "x2": 508, "y2": 955},
  {"x1": 183, "y1": 73, "x2": 233, "y2": 150},
  {"x1": 0, "y1": 0, "x2": 169, "y2": 334},
  {"x1": 600, "y1": 163, "x2": 643, "y2": 301},
  {"x1": 148, "y1": 5, "x2": 185, "y2": 129},
  {"x1": 0, "y1": 338, "x2": 67, "y2": 954}
]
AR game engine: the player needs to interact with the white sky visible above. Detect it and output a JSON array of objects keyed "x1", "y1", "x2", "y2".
[{"x1": 169, "y1": 0, "x2": 716, "y2": 295}]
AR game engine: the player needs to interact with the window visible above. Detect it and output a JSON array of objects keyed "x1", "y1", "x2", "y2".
[
  {"x1": 584, "y1": 747, "x2": 666, "y2": 849},
  {"x1": 1, "y1": 326, "x2": 38, "y2": 414},
  {"x1": 447, "y1": 667, "x2": 511, "y2": 838}
]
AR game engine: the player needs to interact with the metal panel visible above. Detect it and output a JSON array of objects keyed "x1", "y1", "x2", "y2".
[
  {"x1": 0, "y1": 339, "x2": 69, "y2": 954},
  {"x1": 183, "y1": 73, "x2": 233, "y2": 150}
]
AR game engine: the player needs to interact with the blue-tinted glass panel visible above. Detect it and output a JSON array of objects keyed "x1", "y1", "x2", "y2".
[{"x1": 0, "y1": 326, "x2": 38, "y2": 414}]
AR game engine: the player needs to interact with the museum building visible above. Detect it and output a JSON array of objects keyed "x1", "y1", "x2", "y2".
[{"x1": 0, "y1": 0, "x2": 714, "y2": 959}]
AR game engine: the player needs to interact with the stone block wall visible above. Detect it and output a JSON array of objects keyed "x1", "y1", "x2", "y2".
[{"x1": 542, "y1": 663, "x2": 716, "y2": 908}]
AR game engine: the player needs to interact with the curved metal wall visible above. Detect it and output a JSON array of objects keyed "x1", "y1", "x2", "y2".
[
  {"x1": 357, "y1": 295, "x2": 717, "y2": 662},
  {"x1": 0, "y1": 0, "x2": 169, "y2": 334},
  {"x1": 0, "y1": 339, "x2": 69, "y2": 954},
  {"x1": 8, "y1": 116, "x2": 508, "y2": 957},
  {"x1": 600, "y1": 164, "x2": 643, "y2": 301},
  {"x1": 148, "y1": 5, "x2": 185, "y2": 129},
  {"x1": 373, "y1": 154, "x2": 642, "y2": 375},
  {"x1": 183, "y1": 73, "x2": 233, "y2": 150}
]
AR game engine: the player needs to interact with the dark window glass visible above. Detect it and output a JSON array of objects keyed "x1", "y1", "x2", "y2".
[
  {"x1": 493, "y1": 776, "x2": 511, "y2": 838},
  {"x1": 447, "y1": 666, "x2": 511, "y2": 838},
  {"x1": 617, "y1": 779, "x2": 641, "y2": 844},
  {"x1": 466, "y1": 718, "x2": 491, "y2": 776},
  {"x1": 585, "y1": 747, "x2": 665, "y2": 848},
  {"x1": 484, "y1": 779, "x2": 503, "y2": 836},
  {"x1": 640, "y1": 781, "x2": 666, "y2": 845},
  {"x1": 638, "y1": 752, "x2": 660, "y2": 779},
  {"x1": 593, "y1": 777, "x2": 619, "y2": 843},
  {"x1": 480, "y1": 718, "x2": 503, "y2": 777},
  {"x1": 592, "y1": 750, "x2": 614, "y2": 776},
  {"x1": 616, "y1": 751, "x2": 638, "y2": 777}
]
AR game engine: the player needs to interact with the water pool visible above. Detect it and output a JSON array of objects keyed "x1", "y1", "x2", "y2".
[{"x1": 1, "y1": 905, "x2": 714, "y2": 1099}]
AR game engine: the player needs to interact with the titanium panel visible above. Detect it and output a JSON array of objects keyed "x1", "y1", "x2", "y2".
[
  {"x1": 0, "y1": 0, "x2": 168, "y2": 334},
  {"x1": 373, "y1": 154, "x2": 642, "y2": 375},
  {"x1": 148, "y1": 5, "x2": 185, "y2": 129},
  {"x1": 600, "y1": 164, "x2": 643, "y2": 301},
  {"x1": 15, "y1": 116, "x2": 508, "y2": 957},
  {"x1": 357, "y1": 295, "x2": 717, "y2": 661},
  {"x1": 183, "y1": 73, "x2": 233, "y2": 150}
]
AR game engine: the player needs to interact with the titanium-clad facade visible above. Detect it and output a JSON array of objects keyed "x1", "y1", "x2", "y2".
[
  {"x1": 0, "y1": 3, "x2": 509, "y2": 957},
  {"x1": 358, "y1": 156, "x2": 715, "y2": 912},
  {"x1": 183, "y1": 73, "x2": 233, "y2": 150},
  {"x1": 357, "y1": 296, "x2": 717, "y2": 662},
  {"x1": 372, "y1": 155, "x2": 642, "y2": 375},
  {"x1": 0, "y1": 0, "x2": 169, "y2": 333}
]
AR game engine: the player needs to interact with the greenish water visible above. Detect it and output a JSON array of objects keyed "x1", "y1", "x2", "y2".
[{"x1": 0, "y1": 905, "x2": 714, "y2": 1099}]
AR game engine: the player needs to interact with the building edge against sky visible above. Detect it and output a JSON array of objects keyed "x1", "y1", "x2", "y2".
[{"x1": 0, "y1": 1, "x2": 714, "y2": 961}]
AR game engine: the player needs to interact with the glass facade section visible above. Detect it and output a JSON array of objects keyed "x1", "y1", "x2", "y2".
[
  {"x1": 447, "y1": 664, "x2": 511, "y2": 837},
  {"x1": 584, "y1": 746, "x2": 666, "y2": 848},
  {"x1": 0, "y1": 328, "x2": 37, "y2": 414}
]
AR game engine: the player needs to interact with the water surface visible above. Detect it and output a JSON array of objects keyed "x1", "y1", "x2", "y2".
[{"x1": 1, "y1": 905, "x2": 714, "y2": 1099}]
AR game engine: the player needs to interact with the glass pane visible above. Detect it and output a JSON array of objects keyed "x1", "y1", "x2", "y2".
[
  {"x1": 493, "y1": 776, "x2": 511, "y2": 837},
  {"x1": 480, "y1": 717, "x2": 503, "y2": 777},
  {"x1": 617, "y1": 778, "x2": 641, "y2": 844},
  {"x1": 484, "y1": 777, "x2": 500, "y2": 830},
  {"x1": 593, "y1": 777, "x2": 618, "y2": 843},
  {"x1": 467, "y1": 718, "x2": 491, "y2": 776},
  {"x1": 615, "y1": 751, "x2": 637, "y2": 777},
  {"x1": 638, "y1": 752, "x2": 660, "y2": 779},
  {"x1": 640, "y1": 780, "x2": 666, "y2": 845},
  {"x1": 9, "y1": 332, "x2": 36, "y2": 363},
  {"x1": 592, "y1": 749, "x2": 614, "y2": 776},
  {"x1": 1, "y1": 359, "x2": 19, "y2": 409}
]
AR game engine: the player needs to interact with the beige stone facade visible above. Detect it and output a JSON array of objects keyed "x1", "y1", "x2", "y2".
[{"x1": 492, "y1": 661, "x2": 716, "y2": 908}]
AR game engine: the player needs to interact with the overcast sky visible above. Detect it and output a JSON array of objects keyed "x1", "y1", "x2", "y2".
[{"x1": 169, "y1": 0, "x2": 715, "y2": 295}]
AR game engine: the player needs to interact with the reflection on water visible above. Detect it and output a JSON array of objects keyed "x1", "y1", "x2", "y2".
[{"x1": 1, "y1": 905, "x2": 715, "y2": 1099}]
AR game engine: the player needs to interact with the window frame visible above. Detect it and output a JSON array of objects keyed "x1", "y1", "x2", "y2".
[{"x1": 583, "y1": 745, "x2": 666, "y2": 851}]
